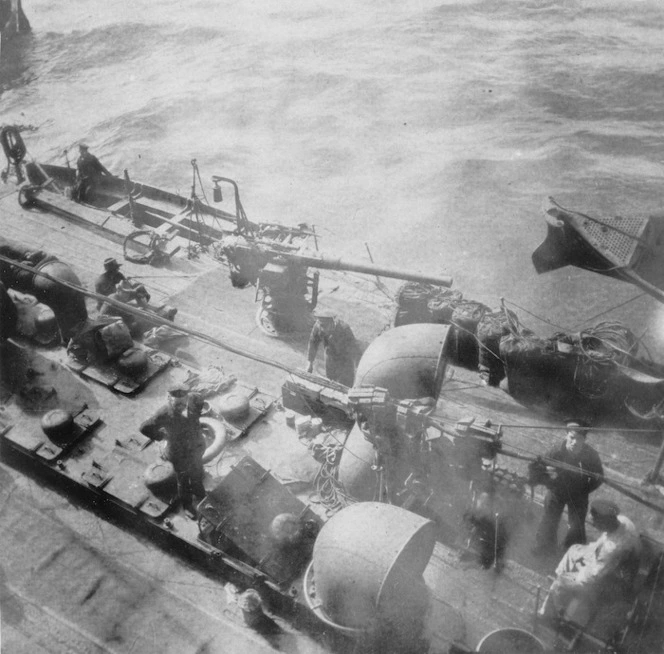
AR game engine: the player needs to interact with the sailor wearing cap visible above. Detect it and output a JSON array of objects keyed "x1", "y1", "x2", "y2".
[
  {"x1": 140, "y1": 385, "x2": 191, "y2": 448},
  {"x1": 74, "y1": 143, "x2": 111, "y2": 202},
  {"x1": 98, "y1": 278, "x2": 153, "y2": 337},
  {"x1": 305, "y1": 310, "x2": 360, "y2": 387},
  {"x1": 94, "y1": 257, "x2": 127, "y2": 308},
  {"x1": 539, "y1": 499, "x2": 641, "y2": 623},
  {"x1": 139, "y1": 385, "x2": 206, "y2": 518},
  {"x1": 532, "y1": 421, "x2": 604, "y2": 556}
]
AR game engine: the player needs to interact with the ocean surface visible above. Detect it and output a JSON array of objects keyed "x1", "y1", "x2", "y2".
[{"x1": 2, "y1": 0, "x2": 664, "y2": 351}]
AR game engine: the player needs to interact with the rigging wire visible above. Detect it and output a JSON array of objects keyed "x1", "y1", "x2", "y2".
[
  {"x1": 502, "y1": 298, "x2": 569, "y2": 333},
  {"x1": 631, "y1": 552, "x2": 664, "y2": 652},
  {"x1": 0, "y1": 253, "x2": 295, "y2": 375},
  {"x1": 1, "y1": 254, "x2": 662, "y2": 510},
  {"x1": 569, "y1": 293, "x2": 647, "y2": 332}
]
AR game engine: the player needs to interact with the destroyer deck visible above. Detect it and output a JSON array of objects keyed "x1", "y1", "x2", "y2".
[{"x1": 1, "y1": 178, "x2": 664, "y2": 653}]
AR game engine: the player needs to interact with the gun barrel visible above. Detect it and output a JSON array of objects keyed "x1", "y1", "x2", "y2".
[{"x1": 290, "y1": 253, "x2": 453, "y2": 287}]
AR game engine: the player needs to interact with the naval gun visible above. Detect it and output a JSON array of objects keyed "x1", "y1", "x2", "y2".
[{"x1": 219, "y1": 235, "x2": 454, "y2": 336}]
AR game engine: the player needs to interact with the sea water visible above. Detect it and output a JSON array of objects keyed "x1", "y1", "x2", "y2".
[{"x1": 2, "y1": 0, "x2": 664, "y2": 350}]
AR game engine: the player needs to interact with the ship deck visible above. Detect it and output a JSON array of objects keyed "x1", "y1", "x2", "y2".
[{"x1": 1, "y1": 179, "x2": 664, "y2": 653}]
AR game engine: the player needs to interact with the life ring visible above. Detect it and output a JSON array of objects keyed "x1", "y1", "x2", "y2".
[
  {"x1": 200, "y1": 416, "x2": 227, "y2": 463},
  {"x1": 154, "y1": 417, "x2": 226, "y2": 463},
  {"x1": 1, "y1": 126, "x2": 27, "y2": 165},
  {"x1": 123, "y1": 230, "x2": 155, "y2": 265}
]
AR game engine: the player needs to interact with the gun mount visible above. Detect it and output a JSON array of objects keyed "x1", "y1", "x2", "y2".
[
  {"x1": 219, "y1": 236, "x2": 454, "y2": 337},
  {"x1": 12, "y1": 141, "x2": 454, "y2": 338}
]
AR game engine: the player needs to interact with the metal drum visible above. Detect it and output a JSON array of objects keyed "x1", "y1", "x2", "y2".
[
  {"x1": 354, "y1": 323, "x2": 451, "y2": 400},
  {"x1": 309, "y1": 502, "x2": 435, "y2": 636}
]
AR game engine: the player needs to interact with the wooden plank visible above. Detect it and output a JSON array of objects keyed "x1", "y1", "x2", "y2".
[
  {"x1": 107, "y1": 199, "x2": 129, "y2": 213},
  {"x1": 39, "y1": 190, "x2": 110, "y2": 227}
]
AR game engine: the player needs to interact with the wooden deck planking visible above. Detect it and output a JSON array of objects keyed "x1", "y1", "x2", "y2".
[
  {"x1": 0, "y1": 192, "x2": 217, "y2": 304},
  {"x1": 2, "y1": 176, "x2": 664, "y2": 652}
]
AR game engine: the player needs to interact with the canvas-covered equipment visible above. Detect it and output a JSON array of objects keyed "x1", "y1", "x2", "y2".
[
  {"x1": 393, "y1": 281, "x2": 462, "y2": 327},
  {"x1": 0, "y1": 236, "x2": 87, "y2": 338},
  {"x1": 307, "y1": 502, "x2": 435, "y2": 645},
  {"x1": 500, "y1": 321, "x2": 644, "y2": 415}
]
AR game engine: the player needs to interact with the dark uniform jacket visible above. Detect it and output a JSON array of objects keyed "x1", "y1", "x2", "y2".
[
  {"x1": 307, "y1": 318, "x2": 359, "y2": 386},
  {"x1": 139, "y1": 405, "x2": 204, "y2": 470},
  {"x1": 77, "y1": 152, "x2": 108, "y2": 181},
  {"x1": 545, "y1": 440, "x2": 604, "y2": 500},
  {"x1": 94, "y1": 269, "x2": 125, "y2": 297}
]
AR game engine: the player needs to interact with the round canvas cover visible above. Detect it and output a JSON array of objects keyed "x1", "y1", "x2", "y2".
[{"x1": 312, "y1": 502, "x2": 435, "y2": 631}]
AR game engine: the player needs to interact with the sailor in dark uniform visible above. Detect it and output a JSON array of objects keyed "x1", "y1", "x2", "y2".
[
  {"x1": 139, "y1": 386, "x2": 206, "y2": 518},
  {"x1": 532, "y1": 421, "x2": 604, "y2": 556},
  {"x1": 94, "y1": 257, "x2": 126, "y2": 308},
  {"x1": 306, "y1": 311, "x2": 360, "y2": 387},
  {"x1": 74, "y1": 143, "x2": 110, "y2": 202}
]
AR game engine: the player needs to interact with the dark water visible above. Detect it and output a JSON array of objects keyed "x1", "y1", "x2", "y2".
[{"x1": 3, "y1": 0, "x2": 664, "y2": 349}]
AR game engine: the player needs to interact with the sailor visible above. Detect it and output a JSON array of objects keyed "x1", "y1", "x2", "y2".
[
  {"x1": 306, "y1": 310, "x2": 360, "y2": 387},
  {"x1": 94, "y1": 258, "x2": 127, "y2": 308},
  {"x1": 139, "y1": 386, "x2": 206, "y2": 518},
  {"x1": 532, "y1": 421, "x2": 604, "y2": 556},
  {"x1": 74, "y1": 143, "x2": 111, "y2": 202},
  {"x1": 539, "y1": 500, "x2": 641, "y2": 624},
  {"x1": 179, "y1": 392, "x2": 207, "y2": 516},
  {"x1": 462, "y1": 491, "x2": 508, "y2": 571},
  {"x1": 99, "y1": 279, "x2": 151, "y2": 336},
  {"x1": 0, "y1": 281, "x2": 18, "y2": 341}
]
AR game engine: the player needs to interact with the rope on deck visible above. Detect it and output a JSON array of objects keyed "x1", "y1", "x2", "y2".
[{"x1": 2, "y1": 252, "x2": 663, "y2": 515}]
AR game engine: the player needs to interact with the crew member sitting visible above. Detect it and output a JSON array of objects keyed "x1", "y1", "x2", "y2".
[
  {"x1": 99, "y1": 279, "x2": 150, "y2": 337},
  {"x1": 73, "y1": 143, "x2": 111, "y2": 202},
  {"x1": 306, "y1": 310, "x2": 360, "y2": 387},
  {"x1": 94, "y1": 257, "x2": 127, "y2": 308},
  {"x1": 539, "y1": 499, "x2": 641, "y2": 626}
]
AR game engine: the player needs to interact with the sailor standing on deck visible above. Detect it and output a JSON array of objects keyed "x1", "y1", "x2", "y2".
[
  {"x1": 532, "y1": 421, "x2": 604, "y2": 556},
  {"x1": 139, "y1": 386, "x2": 206, "y2": 519},
  {"x1": 306, "y1": 310, "x2": 360, "y2": 387},
  {"x1": 74, "y1": 143, "x2": 111, "y2": 202}
]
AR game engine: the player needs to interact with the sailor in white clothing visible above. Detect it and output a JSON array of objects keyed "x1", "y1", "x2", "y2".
[{"x1": 539, "y1": 499, "x2": 641, "y2": 624}]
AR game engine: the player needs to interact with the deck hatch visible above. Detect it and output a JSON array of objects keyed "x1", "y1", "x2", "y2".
[{"x1": 199, "y1": 455, "x2": 319, "y2": 585}]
